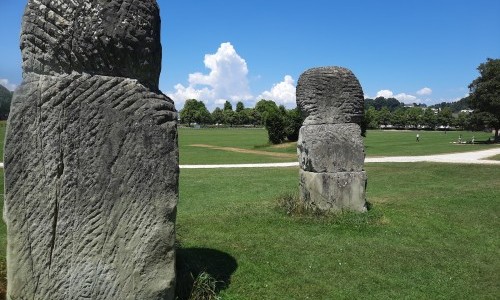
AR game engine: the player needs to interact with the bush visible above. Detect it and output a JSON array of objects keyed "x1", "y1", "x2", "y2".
[
  {"x1": 264, "y1": 109, "x2": 286, "y2": 144},
  {"x1": 284, "y1": 108, "x2": 303, "y2": 142}
]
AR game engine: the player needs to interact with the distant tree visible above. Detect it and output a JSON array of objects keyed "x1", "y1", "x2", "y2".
[
  {"x1": 0, "y1": 84, "x2": 13, "y2": 119},
  {"x1": 223, "y1": 100, "x2": 233, "y2": 111},
  {"x1": 468, "y1": 58, "x2": 500, "y2": 140},
  {"x1": 222, "y1": 109, "x2": 236, "y2": 127},
  {"x1": 365, "y1": 97, "x2": 404, "y2": 111},
  {"x1": 365, "y1": 107, "x2": 379, "y2": 129},
  {"x1": 180, "y1": 99, "x2": 212, "y2": 126},
  {"x1": 421, "y1": 108, "x2": 437, "y2": 129},
  {"x1": 437, "y1": 107, "x2": 453, "y2": 129},
  {"x1": 391, "y1": 107, "x2": 407, "y2": 128},
  {"x1": 255, "y1": 99, "x2": 280, "y2": 125},
  {"x1": 212, "y1": 107, "x2": 224, "y2": 125},
  {"x1": 247, "y1": 108, "x2": 262, "y2": 127},
  {"x1": 405, "y1": 107, "x2": 422, "y2": 128},
  {"x1": 454, "y1": 112, "x2": 470, "y2": 130},
  {"x1": 378, "y1": 107, "x2": 391, "y2": 127},
  {"x1": 236, "y1": 101, "x2": 245, "y2": 112}
]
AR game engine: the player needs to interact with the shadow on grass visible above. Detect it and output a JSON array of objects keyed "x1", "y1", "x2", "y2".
[{"x1": 176, "y1": 248, "x2": 238, "y2": 300}]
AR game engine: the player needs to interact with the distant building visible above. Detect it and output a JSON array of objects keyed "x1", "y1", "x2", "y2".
[{"x1": 460, "y1": 109, "x2": 474, "y2": 114}]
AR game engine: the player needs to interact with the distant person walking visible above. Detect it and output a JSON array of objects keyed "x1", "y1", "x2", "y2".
[{"x1": 416, "y1": 133, "x2": 420, "y2": 142}]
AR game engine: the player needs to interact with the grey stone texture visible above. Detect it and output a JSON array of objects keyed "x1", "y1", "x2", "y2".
[
  {"x1": 299, "y1": 170, "x2": 367, "y2": 212},
  {"x1": 296, "y1": 67, "x2": 364, "y2": 126},
  {"x1": 4, "y1": 1, "x2": 178, "y2": 300},
  {"x1": 21, "y1": 0, "x2": 162, "y2": 90},
  {"x1": 296, "y1": 66, "x2": 367, "y2": 213},
  {"x1": 298, "y1": 123, "x2": 365, "y2": 173}
]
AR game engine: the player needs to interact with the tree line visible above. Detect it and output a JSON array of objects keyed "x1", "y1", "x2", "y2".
[
  {"x1": 180, "y1": 99, "x2": 303, "y2": 144},
  {"x1": 363, "y1": 104, "x2": 474, "y2": 130},
  {"x1": 364, "y1": 58, "x2": 499, "y2": 140},
  {"x1": 0, "y1": 84, "x2": 13, "y2": 120}
]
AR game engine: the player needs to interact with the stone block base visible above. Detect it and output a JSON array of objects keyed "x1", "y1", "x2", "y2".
[{"x1": 299, "y1": 170, "x2": 367, "y2": 213}]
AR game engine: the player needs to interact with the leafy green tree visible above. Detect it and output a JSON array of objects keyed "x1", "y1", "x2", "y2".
[
  {"x1": 390, "y1": 107, "x2": 407, "y2": 128},
  {"x1": 454, "y1": 112, "x2": 470, "y2": 130},
  {"x1": 223, "y1": 100, "x2": 233, "y2": 111},
  {"x1": 468, "y1": 58, "x2": 500, "y2": 140},
  {"x1": 255, "y1": 99, "x2": 280, "y2": 125},
  {"x1": 247, "y1": 108, "x2": 262, "y2": 127},
  {"x1": 223, "y1": 109, "x2": 236, "y2": 127},
  {"x1": 236, "y1": 101, "x2": 245, "y2": 112},
  {"x1": 212, "y1": 107, "x2": 224, "y2": 125},
  {"x1": 0, "y1": 84, "x2": 13, "y2": 119},
  {"x1": 180, "y1": 99, "x2": 212, "y2": 126},
  {"x1": 365, "y1": 107, "x2": 380, "y2": 129},
  {"x1": 421, "y1": 108, "x2": 437, "y2": 129},
  {"x1": 406, "y1": 107, "x2": 423, "y2": 128},
  {"x1": 378, "y1": 107, "x2": 391, "y2": 127},
  {"x1": 437, "y1": 107, "x2": 453, "y2": 128}
]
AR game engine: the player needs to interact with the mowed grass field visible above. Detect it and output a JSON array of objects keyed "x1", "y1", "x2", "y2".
[
  {"x1": 0, "y1": 125, "x2": 499, "y2": 298},
  {"x1": 179, "y1": 127, "x2": 497, "y2": 164}
]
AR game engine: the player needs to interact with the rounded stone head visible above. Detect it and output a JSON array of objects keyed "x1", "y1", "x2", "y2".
[
  {"x1": 20, "y1": 0, "x2": 162, "y2": 90},
  {"x1": 296, "y1": 67, "x2": 364, "y2": 125}
]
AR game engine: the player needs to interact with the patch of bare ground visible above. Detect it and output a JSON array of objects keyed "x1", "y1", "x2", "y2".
[{"x1": 190, "y1": 144, "x2": 297, "y2": 159}]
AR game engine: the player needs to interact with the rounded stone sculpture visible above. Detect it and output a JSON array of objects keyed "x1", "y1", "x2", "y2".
[
  {"x1": 296, "y1": 66, "x2": 367, "y2": 213},
  {"x1": 4, "y1": 1, "x2": 178, "y2": 299},
  {"x1": 21, "y1": 0, "x2": 162, "y2": 90},
  {"x1": 296, "y1": 67, "x2": 364, "y2": 126}
]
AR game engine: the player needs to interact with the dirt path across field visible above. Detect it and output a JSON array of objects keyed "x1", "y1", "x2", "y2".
[{"x1": 190, "y1": 144, "x2": 297, "y2": 159}]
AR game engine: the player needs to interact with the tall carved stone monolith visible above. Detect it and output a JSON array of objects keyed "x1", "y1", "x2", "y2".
[
  {"x1": 296, "y1": 67, "x2": 367, "y2": 213},
  {"x1": 4, "y1": 1, "x2": 178, "y2": 299}
]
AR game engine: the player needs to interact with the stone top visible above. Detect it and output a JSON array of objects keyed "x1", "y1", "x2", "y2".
[
  {"x1": 296, "y1": 66, "x2": 364, "y2": 125},
  {"x1": 20, "y1": 0, "x2": 162, "y2": 90}
]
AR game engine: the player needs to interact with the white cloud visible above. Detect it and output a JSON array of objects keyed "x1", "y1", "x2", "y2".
[
  {"x1": 257, "y1": 75, "x2": 296, "y2": 108},
  {"x1": 375, "y1": 89, "x2": 421, "y2": 104},
  {"x1": 376, "y1": 90, "x2": 394, "y2": 98},
  {"x1": 0, "y1": 78, "x2": 17, "y2": 91},
  {"x1": 417, "y1": 87, "x2": 432, "y2": 96},
  {"x1": 167, "y1": 42, "x2": 253, "y2": 110},
  {"x1": 394, "y1": 93, "x2": 419, "y2": 103}
]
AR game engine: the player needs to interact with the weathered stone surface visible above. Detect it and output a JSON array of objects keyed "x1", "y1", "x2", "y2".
[
  {"x1": 4, "y1": 1, "x2": 178, "y2": 299},
  {"x1": 21, "y1": 0, "x2": 162, "y2": 90},
  {"x1": 296, "y1": 67, "x2": 364, "y2": 125},
  {"x1": 296, "y1": 66, "x2": 367, "y2": 213},
  {"x1": 297, "y1": 123, "x2": 365, "y2": 173},
  {"x1": 299, "y1": 170, "x2": 367, "y2": 212}
]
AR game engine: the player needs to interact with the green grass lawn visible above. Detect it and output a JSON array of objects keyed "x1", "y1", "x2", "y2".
[
  {"x1": 179, "y1": 128, "x2": 498, "y2": 164},
  {"x1": 176, "y1": 163, "x2": 499, "y2": 299},
  {"x1": 364, "y1": 130, "x2": 497, "y2": 157}
]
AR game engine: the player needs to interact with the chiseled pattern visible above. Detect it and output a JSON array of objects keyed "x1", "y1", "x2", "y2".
[
  {"x1": 296, "y1": 67, "x2": 367, "y2": 213},
  {"x1": 296, "y1": 67, "x2": 364, "y2": 126},
  {"x1": 4, "y1": 1, "x2": 178, "y2": 299},
  {"x1": 21, "y1": 0, "x2": 162, "y2": 90}
]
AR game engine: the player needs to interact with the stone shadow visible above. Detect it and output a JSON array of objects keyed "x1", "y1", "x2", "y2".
[{"x1": 176, "y1": 248, "x2": 238, "y2": 299}]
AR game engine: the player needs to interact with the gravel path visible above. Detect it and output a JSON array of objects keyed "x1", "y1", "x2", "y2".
[
  {"x1": 1, "y1": 148, "x2": 498, "y2": 169},
  {"x1": 180, "y1": 147, "x2": 500, "y2": 169}
]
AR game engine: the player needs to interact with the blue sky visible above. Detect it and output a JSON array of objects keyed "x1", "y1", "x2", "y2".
[{"x1": 1, "y1": 0, "x2": 499, "y2": 110}]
